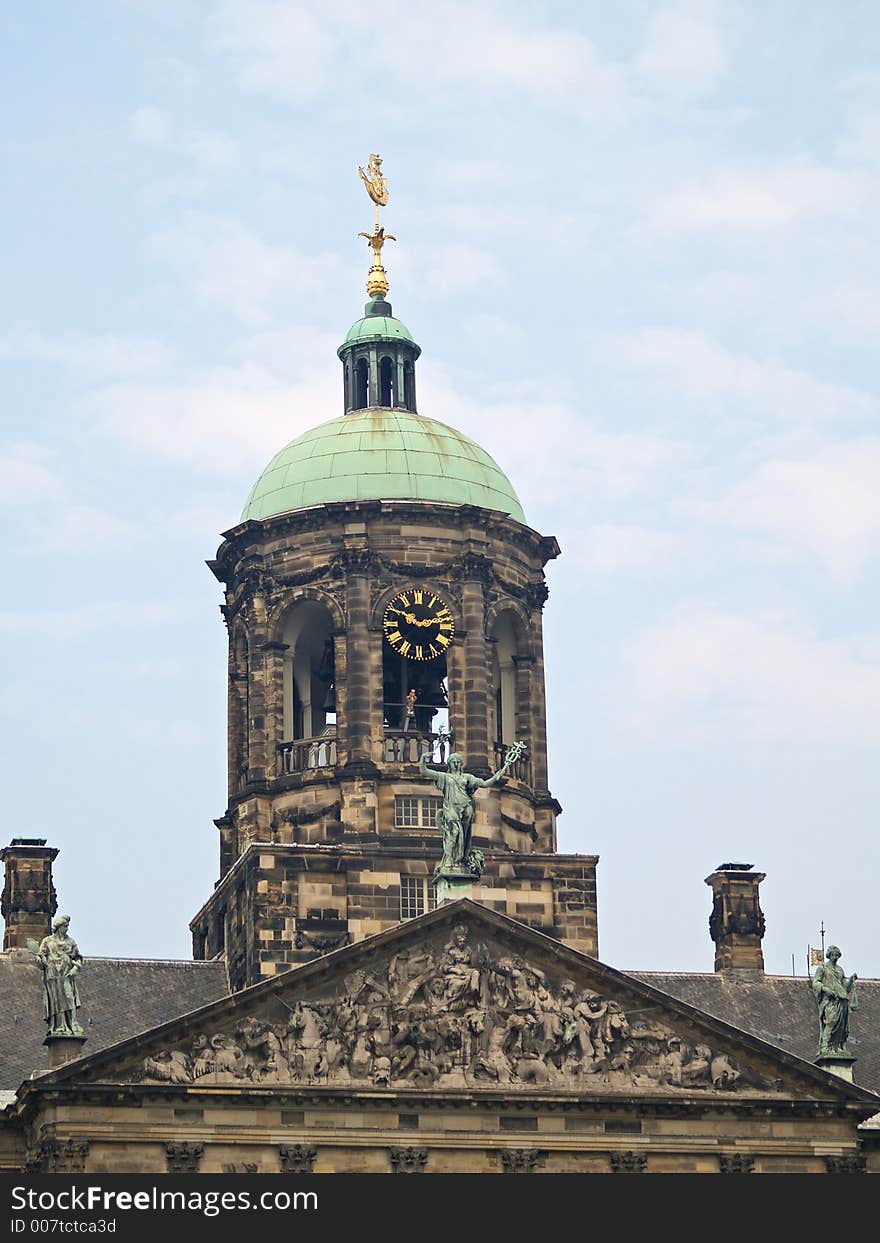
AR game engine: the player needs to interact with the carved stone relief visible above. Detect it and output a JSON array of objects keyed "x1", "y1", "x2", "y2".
[
  {"x1": 165, "y1": 1142, "x2": 204, "y2": 1174},
  {"x1": 719, "y1": 1154, "x2": 755, "y2": 1174},
  {"x1": 500, "y1": 1149, "x2": 546, "y2": 1173},
  {"x1": 610, "y1": 1151, "x2": 646, "y2": 1174},
  {"x1": 279, "y1": 1144, "x2": 317, "y2": 1174},
  {"x1": 390, "y1": 1146, "x2": 428, "y2": 1173},
  {"x1": 122, "y1": 924, "x2": 787, "y2": 1097}
]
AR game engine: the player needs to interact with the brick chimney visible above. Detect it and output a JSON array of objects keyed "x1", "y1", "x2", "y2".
[
  {"x1": 705, "y1": 863, "x2": 765, "y2": 973},
  {"x1": 1, "y1": 838, "x2": 58, "y2": 950}
]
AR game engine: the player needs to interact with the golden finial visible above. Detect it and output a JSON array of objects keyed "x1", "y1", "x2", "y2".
[{"x1": 358, "y1": 153, "x2": 395, "y2": 298}]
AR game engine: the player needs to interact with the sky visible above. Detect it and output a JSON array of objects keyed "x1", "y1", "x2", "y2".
[{"x1": 2, "y1": 2, "x2": 879, "y2": 977}]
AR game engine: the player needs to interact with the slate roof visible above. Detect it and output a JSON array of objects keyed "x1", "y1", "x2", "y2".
[
  {"x1": 1, "y1": 934, "x2": 876, "y2": 1107},
  {"x1": 19, "y1": 902, "x2": 878, "y2": 1117},
  {"x1": 0, "y1": 951, "x2": 229, "y2": 1091},
  {"x1": 633, "y1": 972, "x2": 880, "y2": 1096}
]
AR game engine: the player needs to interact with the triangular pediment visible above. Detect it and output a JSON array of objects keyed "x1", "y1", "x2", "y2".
[{"x1": 33, "y1": 902, "x2": 876, "y2": 1105}]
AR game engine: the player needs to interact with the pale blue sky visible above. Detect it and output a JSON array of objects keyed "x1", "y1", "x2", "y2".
[{"x1": 2, "y1": 2, "x2": 879, "y2": 976}]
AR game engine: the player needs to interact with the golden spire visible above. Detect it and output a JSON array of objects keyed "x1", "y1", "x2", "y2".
[{"x1": 358, "y1": 153, "x2": 395, "y2": 299}]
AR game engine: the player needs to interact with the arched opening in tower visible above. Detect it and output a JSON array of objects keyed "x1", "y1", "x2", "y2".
[
  {"x1": 490, "y1": 610, "x2": 522, "y2": 746},
  {"x1": 355, "y1": 357, "x2": 369, "y2": 409},
  {"x1": 379, "y1": 355, "x2": 394, "y2": 407},
  {"x1": 403, "y1": 361, "x2": 415, "y2": 411},
  {"x1": 382, "y1": 646, "x2": 448, "y2": 742},
  {"x1": 280, "y1": 600, "x2": 336, "y2": 768}
]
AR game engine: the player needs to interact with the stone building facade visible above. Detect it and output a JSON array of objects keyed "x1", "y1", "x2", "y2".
[{"x1": 0, "y1": 231, "x2": 877, "y2": 1174}]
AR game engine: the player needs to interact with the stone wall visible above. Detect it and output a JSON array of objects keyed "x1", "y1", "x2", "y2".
[{"x1": 191, "y1": 844, "x2": 598, "y2": 990}]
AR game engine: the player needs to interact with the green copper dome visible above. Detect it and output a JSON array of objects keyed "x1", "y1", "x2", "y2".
[
  {"x1": 340, "y1": 313, "x2": 416, "y2": 349},
  {"x1": 241, "y1": 408, "x2": 526, "y2": 524}
]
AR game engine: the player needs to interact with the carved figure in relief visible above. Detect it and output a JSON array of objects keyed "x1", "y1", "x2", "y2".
[
  {"x1": 437, "y1": 924, "x2": 482, "y2": 1010},
  {"x1": 127, "y1": 924, "x2": 767, "y2": 1097}
]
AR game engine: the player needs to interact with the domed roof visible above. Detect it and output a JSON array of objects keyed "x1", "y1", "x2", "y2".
[
  {"x1": 240, "y1": 408, "x2": 526, "y2": 524},
  {"x1": 340, "y1": 313, "x2": 416, "y2": 348}
]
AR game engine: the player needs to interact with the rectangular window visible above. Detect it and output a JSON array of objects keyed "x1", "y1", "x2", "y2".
[
  {"x1": 395, "y1": 796, "x2": 442, "y2": 828},
  {"x1": 399, "y1": 875, "x2": 437, "y2": 920}
]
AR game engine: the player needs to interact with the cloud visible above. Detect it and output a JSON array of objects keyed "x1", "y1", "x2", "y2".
[
  {"x1": 152, "y1": 218, "x2": 344, "y2": 323},
  {"x1": 0, "y1": 603, "x2": 183, "y2": 639},
  {"x1": 645, "y1": 163, "x2": 868, "y2": 232},
  {"x1": 837, "y1": 109, "x2": 880, "y2": 165},
  {"x1": 419, "y1": 366, "x2": 689, "y2": 522},
  {"x1": 205, "y1": 0, "x2": 622, "y2": 111},
  {"x1": 130, "y1": 105, "x2": 169, "y2": 145},
  {"x1": 603, "y1": 328, "x2": 873, "y2": 423},
  {"x1": 621, "y1": 604, "x2": 880, "y2": 744},
  {"x1": 129, "y1": 106, "x2": 240, "y2": 171},
  {"x1": 804, "y1": 283, "x2": 880, "y2": 345},
  {"x1": 89, "y1": 360, "x2": 338, "y2": 474},
  {"x1": 698, "y1": 439, "x2": 880, "y2": 580},
  {"x1": 43, "y1": 505, "x2": 139, "y2": 551},
  {"x1": 0, "y1": 447, "x2": 62, "y2": 504},
  {"x1": 570, "y1": 523, "x2": 702, "y2": 574},
  {"x1": 0, "y1": 331, "x2": 172, "y2": 377},
  {"x1": 636, "y1": 3, "x2": 726, "y2": 93}
]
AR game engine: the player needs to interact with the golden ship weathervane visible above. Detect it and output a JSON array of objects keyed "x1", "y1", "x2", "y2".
[{"x1": 358, "y1": 153, "x2": 395, "y2": 299}]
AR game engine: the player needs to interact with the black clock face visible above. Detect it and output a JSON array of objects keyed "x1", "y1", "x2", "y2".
[{"x1": 383, "y1": 589, "x2": 455, "y2": 661}]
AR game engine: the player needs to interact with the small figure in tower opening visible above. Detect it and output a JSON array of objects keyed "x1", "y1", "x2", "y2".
[{"x1": 403, "y1": 687, "x2": 418, "y2": 732}]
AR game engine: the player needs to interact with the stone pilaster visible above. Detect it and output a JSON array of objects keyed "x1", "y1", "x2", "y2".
[
  {"x1": 459, "y1": 563, "x2": 491, "y2": 776},
  {"x1": 339, "y1": 548, "x2": 379, "y2": 778}
]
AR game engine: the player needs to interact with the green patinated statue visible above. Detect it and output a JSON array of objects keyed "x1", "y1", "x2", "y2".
[
  {"x1": 812, "y1": 945, "x2": 858, "y2": 1057},
  {"x1": 419, "y1": 740, "x2": 526, "y2": 878},
  {"x1": 36, "y1": 914, "x2": 84, "y2": 1038}
]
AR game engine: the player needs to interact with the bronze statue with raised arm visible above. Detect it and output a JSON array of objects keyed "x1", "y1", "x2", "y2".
[{"x1": 420, "y1": 741, "x2": 526, "y2": 878}]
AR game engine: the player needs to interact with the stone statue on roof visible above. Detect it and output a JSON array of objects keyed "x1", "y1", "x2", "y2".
[
  {"x1": 34, "y1": 914, "x2": 84, "y2": 1038},
  {"x1": 812, "y1": 944, "x2": 858, "y2": 1058}
]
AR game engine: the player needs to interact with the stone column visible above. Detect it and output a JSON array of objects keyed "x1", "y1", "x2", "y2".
[
  {"x1": 705, "y1": 864, "x2": 766, "y2": 972},
  {"x1": 395, "y1": 352, "x2": 406, "y2": 409},
  {"x1": 368, "y1": 350, "x2": 379, "y2": 409},
  {"x1": 525, "y1": 592, "x2": 551, "y2": 797},
  {"x1": 1, "y1": 839, "x2": 58, "y2": 950}
]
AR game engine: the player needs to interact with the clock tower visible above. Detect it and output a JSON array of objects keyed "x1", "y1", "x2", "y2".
[{"x1": 191, "y1": 162, "x2": 597, "y2": 989}]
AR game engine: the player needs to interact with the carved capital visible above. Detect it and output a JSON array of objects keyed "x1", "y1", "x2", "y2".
[
  {"x1": 610, "y1": 1151, "x2": 646, "y2": 1174},
  {"x1": 825, "y1": 1153, "x2": 866, "y2": 1174},
  {"x1": 28, "y1": 1133, "x2": 90, "y2": 1175},
  {"x1": 279, "y1": 1144, "x2": 317, "y2": 1174},
  {"x1": 165, "y1": 1142, "x2": 204, "y2": 1174},
  {"x1": 451, "y1": 552, "x2": 494, "y2": 586},
  {"x1": 390, "y1": 1146, "x2": 428, "y2": 1174},
  {"x1": 335, "y1": 548, "x2": 378, "y2": 576},
  {"x1": 500, "y1": 1149, "x2": 546, "y2": 1173},
  {"x1": 524, "y1": 579, "x2": 549, "y2": 610},
  {"x1": 719, "y1": 1153, "x2": 755, "y2": 1174}
]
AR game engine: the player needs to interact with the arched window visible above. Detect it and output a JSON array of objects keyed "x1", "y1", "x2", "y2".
[
  {"x1": 490, "y1": 612, "x2": 520, "y2": 745},
  {"x1": 281, "y1": 601, "x2": 336, "y2": 751},
  {"x1": 403, "y1": 362, "x2": 415, "y2": 411},
  {"x1": 379, "y1": 355, "x2": 394, "y2": 407},
  {"x1": 355, "y1": 358, "x2": 369, "y2": 409}
]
